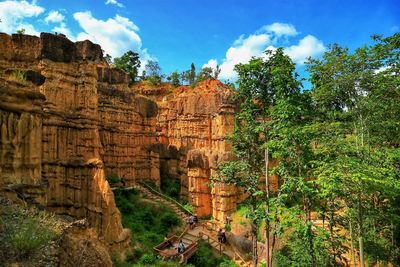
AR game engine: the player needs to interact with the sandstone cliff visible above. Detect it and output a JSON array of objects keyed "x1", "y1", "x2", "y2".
[
  {"x1": 0, "y1": 33, "x2": 242, "y2": 260},
  {"x1": 134, "y1": 80, "x2": 238, "y2": 221}
]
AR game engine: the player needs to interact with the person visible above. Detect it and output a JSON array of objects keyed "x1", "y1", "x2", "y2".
[
  {"x1": 193, "y1": 214, "x2": 198, "y2": 224},
  {"x1": 188, "y1": 215, "x2": 195, "y2": 229},
  {"x1": 217, "y1": 228, "x2": 223, "y2": 243},
  {"x1": 221, "y1": 228, "x2": 226, "y2": 244},
  {"x1": 164, "y1": 234, "x2": 173, "y2": 248},
  {"x1": 177, "y1": 239, "x2": 185, "y2": 253}
]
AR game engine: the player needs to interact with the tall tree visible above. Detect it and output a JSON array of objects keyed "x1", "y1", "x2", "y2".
[
  {"x1": 189, "y1": 63, "x2": 196, "y2": 85},
  {"x1": 114, "y1": 50, "x2": 141, "y2": 83}
]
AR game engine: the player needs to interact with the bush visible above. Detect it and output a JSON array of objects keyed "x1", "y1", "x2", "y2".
[
  {"x1": 106, "y1": 173, "x2": 120, "y2": 184},
  {"x1": 187, "y1": 240, "x2": 227, "y2": 267},
  {"x1": 160, "y1": 178, "x2": 181, "y2": 200},
  {"x1": 0, "y1": 206, "x2": 59, "y2": 260},
  {"x1": 139, "y1": 253, "x2": 157, "y2": 264},
  {"x1": 114, "y1": 189, "x2": 182, "y2": 263}
]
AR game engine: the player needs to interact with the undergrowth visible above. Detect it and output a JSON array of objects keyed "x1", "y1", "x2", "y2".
[{"x1": 114, "y1": 189, "x2": 182, "y2": 264}]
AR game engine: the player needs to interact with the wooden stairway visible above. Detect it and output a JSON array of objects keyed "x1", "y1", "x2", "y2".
[{"x1": 112, "y1": 184, "x2": 251, "y2": 266}]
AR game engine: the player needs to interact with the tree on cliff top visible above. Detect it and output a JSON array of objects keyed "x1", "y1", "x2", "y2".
[{"x1": 114, "y1": 50, "x2": 141, "y2": 83}]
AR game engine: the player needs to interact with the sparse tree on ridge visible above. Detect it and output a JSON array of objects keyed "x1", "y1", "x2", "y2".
[{"x1": 114, "y1": 50, "x2": 141, "y2": 84}]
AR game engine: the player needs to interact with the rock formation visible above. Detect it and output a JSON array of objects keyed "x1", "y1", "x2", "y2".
[
  {"x1": 134, "y1": 80, "x2": 238, "y2": 220},
  {"x1": 0, "y1": 32, "x2": 241, "y2": 259}
]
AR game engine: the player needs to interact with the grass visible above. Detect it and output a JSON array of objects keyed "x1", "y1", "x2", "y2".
[
  {"x1": 0, "y1": 204, "x2": 62, "y2": 260},
  {"x1": 114, "y1": 189, "x2": 182, "y2": 264},
  {"x1": 187, "y1": 240, "x2": 232, "y2": 267}
]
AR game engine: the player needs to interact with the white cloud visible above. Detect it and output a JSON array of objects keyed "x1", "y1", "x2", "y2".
[
  {"x1": 203, "y1": 59, "x2": 218, "y2": 69},
  {"x1": 206, "y1": 22, "x2": 325, "y2": 81},
  {"x1": 73, "y1": 11, "x2": 152, "y2": 65},
  {"x1": 0, "y1": 0, "x2": 44, "y2": 35},
  {"x1": 45, "y1": 10, "x2": 64, "y2": 23},
  {"x1": 261, "y1": 22, "x2": 298, "y2": 38},
  {"x1": 105, "y1": 0, "x2": 124, "y2": 8},
  {"x1": 284, "y1": 35, "x2": 325, "y2": 65}
]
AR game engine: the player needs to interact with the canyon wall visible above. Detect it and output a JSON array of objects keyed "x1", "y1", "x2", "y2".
[
  {"x1": 134, "y1": 80, "x2": 239, "y2": 221},
  {"x1": 0, "y1": 32, "x2": 241, "y2": 258}
]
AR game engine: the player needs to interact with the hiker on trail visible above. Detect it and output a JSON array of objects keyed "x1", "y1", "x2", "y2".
[
  {"x1": 120, "y1": 175, "x2": 126, "y2": 187},
  {"x1": 177, "y1": 239, "x2": 185, "y2": 253},
  {"x1": 221, "y1": 228, "x2": 226, "y2": 244},
  {"x1": 188, "y1": 215, "x2": 195, "y2": 229},
  {"x1": 193, "y1": 214, "x2": 198, "y2": 224},
  {"x1": 164, "y1": 234, "x2": 173, "y2": 248},
  {"x1": 217, "y1": 228, "x2": 223, "y2": 243}
]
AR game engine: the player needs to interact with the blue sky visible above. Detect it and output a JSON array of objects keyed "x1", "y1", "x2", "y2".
[{"x1": 0, "y1": 0, "x2": 399, "y2": 84}]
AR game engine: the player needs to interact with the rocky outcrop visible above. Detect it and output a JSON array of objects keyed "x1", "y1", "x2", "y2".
[
  {"x1": 0, "y1": 32, "x2": 241, "y2": 256},
  {"x1": 134, "y1": 80, "x2": 238, "y2": 220},
  {"x1": 0, "y1": 33, "x2": 138, "y2": 255}
]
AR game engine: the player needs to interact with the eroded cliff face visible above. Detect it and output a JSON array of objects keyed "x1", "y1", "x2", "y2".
[
  {"x1": 0, "y1": 32, "x2": 139, "y2": 254},
  {"x1": 134, "y1": 80, "x2": 239, "y2": 221},
  {"x1": 0, "y1": 32, "x2": 241, "y2": 257}
]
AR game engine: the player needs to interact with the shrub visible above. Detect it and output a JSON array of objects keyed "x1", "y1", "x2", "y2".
[
  {"x1": 106, "y1": 173, "x2": 120, "y2": 184},
  {"x1": 139, "y1": 253, "x2": 157, "y2": 264}
]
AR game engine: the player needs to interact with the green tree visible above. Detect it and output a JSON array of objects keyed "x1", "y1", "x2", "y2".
[
  {"x1": 114, "y1": 50, "x2": 141, "y2": 83},
  {"x1": 197, "y1": 67, "x2": 213, "y2": 82},
  {"x1": 145, "y1": 60, "x2": 164, "y2": 85},
  {"x1": 16, "y1": 28, "x2": 25, "y2": 34},
  {"x1": 169, "y1": 71, "x2": 180, "y2": 87},
  {"x1": 189, "y1": 62, "x2": 196, "y2": 85},
  {"x1": 307, "y1": 33, "x2": 400, "y2": 267}
]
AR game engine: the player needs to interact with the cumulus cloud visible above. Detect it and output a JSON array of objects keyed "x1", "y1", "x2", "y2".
[
  {"x1": 284, "y1": 35, "x2": 325, "y2": 65},
  {"x1": 53, "y1": 22, "x2": 74, "y2": 40},
  {"x1": 105, "y1": 0, "x2": 124, "y2": 8},
  {"x1": 0, "y1": 0, "x2": 44, "y2": 35},
  {"x1": 206, "y1": 22, "x2": 325, "y2": 81},
  {"x1": 45, "y1": 10, "x2": 64, "y2": 23},
  {"x1": 261, "y1": 22, "x2": 298, "y2": 38},
  {"x1": 73, "y1": 11, "x2": 152, "y2": 64}
]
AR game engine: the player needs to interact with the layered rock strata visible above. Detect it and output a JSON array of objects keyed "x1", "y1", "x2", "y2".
[{"x1": 134, "y1": 80, "x2": 238, "y2": 220}]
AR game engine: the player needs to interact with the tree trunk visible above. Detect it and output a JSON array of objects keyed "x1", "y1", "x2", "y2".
[
  {"x1": 349, "y1": 220, "x2": 357, "y2": 267},
  {"x1": 265, "y1": 149, "x2": 270, "y2": 267},
  {"x1": 358, "y1": 196, "x2": 365, "y2": 267},
  {"x1": 252, "y1": 222, "x2": 258, "y2": 267}
]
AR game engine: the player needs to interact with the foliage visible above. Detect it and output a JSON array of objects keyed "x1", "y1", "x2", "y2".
[
  {"x1": 160, "y1": 177, "x2": 181, "y2": 200},
  {"x1": 187, "y1": 240, "x2": 227, "y2": 267},
  {"x1": 168, "y1": 71, "x2": 180, "y2": 87},
  {"x1": 106, "y1": 173, "x2": 120, "y2": 184},
  {"x1": 16, "y1": 28, "x2": 25, "y2": 34},
  {"x1": 114, "y1": 50, "x2": 141, "y2": 83},
  {"x1": 145, "y1": 60, "x2": 164, "y2": 85},
  {"x1": 9, "y1": 70, "x2": 27, "y2": 83},
  {"x1": 183, "y1": 203, "x2": 195, "y2": 214},
  {"x1": 197, "y1": 67, "x2": 213, "y2": 82},
  {"x1": 0, "y1": 205, "x2": 60, "y2": 260},
  {"x1": 114, "y1": 189, "x2": 181, "y2": 261}
]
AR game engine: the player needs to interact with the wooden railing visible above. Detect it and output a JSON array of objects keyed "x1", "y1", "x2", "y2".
[
  {"x1": 198, "y1": 230, "x2": 223, "y2": 254},
  {"x1": 179, "y1": 242, "x2": 198, "y2": 264},
  {"x1": 232, "y1": 246, "x2": 248, "y2": 266},
  {"x1": 139, "y1": 181, "x2": 193, "y2": 215},
  {"x1": 153, "y1": 235, "x2": 179, "y2": 254}
]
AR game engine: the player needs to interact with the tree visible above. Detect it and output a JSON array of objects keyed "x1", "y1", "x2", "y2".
[
  {"x1": 104, "y1": 54, "x2": 112, "y2": 65},
  {"x1": 197, "y1": 67, "x2": 213, "y2": 82},
  {"x1": 16, "y1": 28, "x2": 25, "y2": 34},
  {"x1": 114, "y1": 50, "x2": 141, "y2": 83},
  {"x1": 189, "y1": 63, "x2": 196, "y2": 85},
  {"x1": 145, "y1": 60, "x2": 164, "y2": 85},
  {"x1": 169, "y1": 71, "x2": 180, "y2": 87},
  {"x1": 306, "y1": 34, "x2": 400, "y2": 267}
]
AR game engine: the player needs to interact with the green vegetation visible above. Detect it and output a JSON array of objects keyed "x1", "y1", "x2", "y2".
[
  {"x1": 16, "y1": 28, "x2": 25, "y2": 34},
  {"x1": 0, "y1": 204, "x2": 61, "y2": 260},
  {"x1": 114, "y1": 189, "x2": 181, "y2": 264},
  {"x1": 160, "y1": 177, "x2": 181, "y2": 200},
  {"x1": 9, "y1": 70, "x2": 27, "y2": 83},
  {"x1": 114, "y1": 50, "x2": 141, "y2": 83},
  {"x1": 215, "y1": 32, "x2": 400, "y2": 267},
  {"x1": 187, "y1": 240, "x2": 230, "y2": 267},
  {"x1": 106, "y1": 173, "x2": 120, "y2": 184}
]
